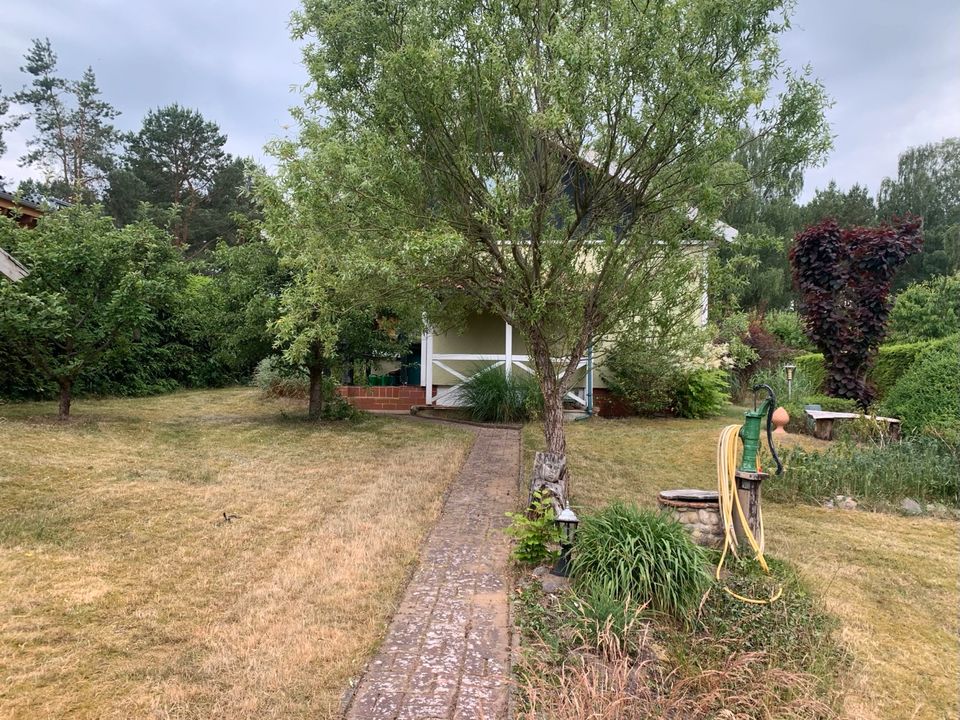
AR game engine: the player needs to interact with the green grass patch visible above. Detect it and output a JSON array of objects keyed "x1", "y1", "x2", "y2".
[{"x1": 775, "y1": 436, "x2": 960, "y2": 508}]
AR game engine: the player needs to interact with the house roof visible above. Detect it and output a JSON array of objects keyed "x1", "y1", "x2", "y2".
[
  {"x1": 0, "y1": 247, "x2": 29, "y2": 282},
  {"x1": 0, "y1": 190, "x2": 46, "y2": 223},
  {"x1": 574, "y1": 148, "x2": 738, "y2": 242}
]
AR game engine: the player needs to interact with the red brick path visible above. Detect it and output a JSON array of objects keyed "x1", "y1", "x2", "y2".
[{"x1": 343, "y1": 427, "x2": 519, "y2": 720}]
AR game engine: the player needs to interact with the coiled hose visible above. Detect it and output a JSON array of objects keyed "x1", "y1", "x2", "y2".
[{"x1": 715, "y1": 424, "x2": 782, "y2": 605}]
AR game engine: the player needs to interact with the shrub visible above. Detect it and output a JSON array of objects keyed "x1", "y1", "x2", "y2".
[
  {"x1": 317, "y1": 383, "x2": 363, "y2": 421},
  {"x1": 793, "y1": 353, "x2": 826, "y2": 394},
  {"x1": 505, "y1": 491, "x2": 561, "y2": 564},
  {"x1": 790, "y1": 216, "x2": 923, "y2": 407},
  {"x1": 604, "y1": 344, "x2": 680, "y2": 415},
  {"x1": 515, "y1": 556, "x2": 848, "y2": 720},
  {"x1": 673, "y1": 369, "x2": 729, "y2": 419},
  {"x1": 566, "y1": 587, "x2": 645, "y2": 654},
  {"x1": 460, "y1": 365, "x2": 542, "y2": 422},
  {"x1": 889, "y1": 273, "x2": 960, "y2": 343},
  {"x1": 570, "y1": 503, "x2": 710, "y2": 620},
  {"x1": 691, "y1": 555, "x2": 849, "y2": 701},
  {"x1": 765, "y1": 310, "x2": 813, "y2": 351},
  {"x1": 773, "y1": 437, "x2": 960, "y2": 507},
  {"x1": 882, "y1": 345, "x2": 960, "y2": 446},
  {"x1": 792, "y1": 335, "x2": 958, "y2": 402},
  {"x1": 252, "y1": 356, "x2": 309, "y2": 397}
]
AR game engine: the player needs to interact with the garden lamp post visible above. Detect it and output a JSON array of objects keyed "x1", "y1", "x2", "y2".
[
  {"x1": 552, "y1": 503, "x2": 579, "y2": 577},
  {"x1": 784, "y1": 363, "x2": 797, "y2": 400}
]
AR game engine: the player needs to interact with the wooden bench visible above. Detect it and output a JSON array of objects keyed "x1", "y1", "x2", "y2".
[{"x1": 804, "y1": 409, "x2": 901, "y2": 441}]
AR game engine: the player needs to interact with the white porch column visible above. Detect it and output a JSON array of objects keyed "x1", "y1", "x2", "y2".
[
  {"x1": 423, "y1": 330, "x2": 434, "y2": 404},
  {"x1": 504, "y1": 322, "x2": 513, "y2": 377}
]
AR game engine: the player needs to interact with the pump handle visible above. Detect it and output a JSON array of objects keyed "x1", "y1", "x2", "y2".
[{"x1": 751, "y1": 383, "x2": 784, "y2": 475}]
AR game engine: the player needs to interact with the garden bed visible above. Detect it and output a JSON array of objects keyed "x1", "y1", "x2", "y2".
[{"x1": 522, "y1": 412, "x2": 959, "y2": 719}]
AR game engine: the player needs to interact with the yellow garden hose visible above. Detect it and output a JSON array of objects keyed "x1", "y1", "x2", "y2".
[{"x1": 715, "y1": 424, "x2": 782, "y2": 605}]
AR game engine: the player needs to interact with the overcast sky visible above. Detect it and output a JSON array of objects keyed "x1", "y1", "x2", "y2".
[{"x1": 1, "y1": 0, "x2": 958, "y2": 201}]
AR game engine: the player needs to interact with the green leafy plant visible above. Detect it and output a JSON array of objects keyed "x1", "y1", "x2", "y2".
[
  {"x1": 774, "y1": 437, "x2": 960, "y2": 507},
  {"x1": 888, "y1": 273, "x2": 960, "y2": 343},
  {"x1": 566, "y1": 587, "x2": 645, "y2": 655},
  {"x1": 690, "y1": 555, "x2": 850, "y2": 699},
  {"x1": 461, "y1": 365, "x2": 543, "y2": 423},
  {"x1": 570, "y1": 503, "x2": 710, "y2": 621},
  {"x1": 882, "y1": 344, "x2": 960, "y2": 447},
  {"x1": 792, "y1": 334, "x2": 958, "y2": 401},
  {"x1": 605, "y1": 343, "x2": 681, "y2": 415},
  {"x1": 505, "y1": 492, "x2": 561, "y2": 564},
  {"x1": 673, "y1": 369, "x2": 730, "y2": 419},
  {"x1": 252, "y1": 356, "x2": 309, "y2": 398},
  {"x1": 765, "y1": 310, "x2": 813, "y2": 350}
]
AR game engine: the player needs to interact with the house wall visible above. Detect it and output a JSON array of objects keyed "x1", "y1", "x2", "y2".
[{"x1": 426, "y1": 243, "x2": 710, "y2": 398}]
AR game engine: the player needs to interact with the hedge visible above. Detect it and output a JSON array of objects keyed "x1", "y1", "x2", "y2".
[
  {"x1": 792, "y1": 335, "x2": 959, "y2": 401},
  {"x1": 882, "y1": 345, "x2": 960, "y2": 445}
]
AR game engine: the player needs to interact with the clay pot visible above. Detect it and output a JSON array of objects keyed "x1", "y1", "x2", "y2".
[{"x1": 772, "y1": 406, "x2": 790, "y2": 434}]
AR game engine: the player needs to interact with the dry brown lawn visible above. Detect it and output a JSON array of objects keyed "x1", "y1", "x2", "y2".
[
  {"x1": 524, "y1": 411, "x2": 959, "y2": 720},
  {"x1": 0, "y1": 388, "x2": 473, "y2": 719}
]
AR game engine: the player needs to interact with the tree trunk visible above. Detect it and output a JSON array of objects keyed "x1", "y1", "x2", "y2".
[
  {"x1": 531, "y1": 450, "x2": 567, "y2": 516},
  {"x1": 530, "y1": 337, "x2": 567, "y2": 455},
  {"x1": 308, "y1": 363, "x2": 324, "y2": 420},
  {"x1": 542, "y1": 385, "x2": 566, "y2": 455},
  {"x1": 57, "y1": 378, "x2": 73, "y2": 420}
]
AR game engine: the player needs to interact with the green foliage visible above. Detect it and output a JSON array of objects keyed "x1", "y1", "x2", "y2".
[
  {"x1": 673, "y1": 369, "x2": 730, "y2": 419},
  {"x1": 606, "y1": 326, "x2": 731, "y2": 418},
  {"x1": 764, "y1": 310, "x2": 811, "y2": 350},
  {"x1": 882, "y1": 345, "x2": 960, "y2": 446},
  {"x1": 793, "y1": 353, "x2": 827, "y2": 393},
  {"x1": 774, "y1": 437, "x2": 960, "y2": 507},
  {"x1": 604, "y1": 343, "x2": 682, "y2": 416},
  {"x1": 570, "y1": 503, "x2": 710, "y2": 620},
  {"x1": 252, "y1": 356, "x2": 308, "y2": 398},
  {"x1": 801, "y1": 181, "x2": 877, "y2": 227},
  {"x1": 505, "y1": 492, "x2": 560, "y2": 565},
  {"x1": 0, "y1": 206, "x2": 184, "y2": 415},
  {"x1": 460, "y1": 365, "x2": 543, "y2": 423},
  {"x1": 566, "y1": 587, "x2": 644, "y2": 652},
  {"x1": 878, "y1": 138, "x2": 960, "y2": 287},
  {"x1": 5, "y1": 38, "x2": 120, "y2": 200},
  {"x1": 791, "y1": 335, "x2": 958, "y2": 402},
  {"x1": 888, "y1": 273, "x2": 960, "y2": 343},
  {"x1": 289, "y1": 0, "x2": 830, "y2": 452},
  {"x1": 691, "y1": 555, "x2": 849, "y2": 692},
  {"x1": 105, "y1": 105, "x2": 258, "y2": 253}
]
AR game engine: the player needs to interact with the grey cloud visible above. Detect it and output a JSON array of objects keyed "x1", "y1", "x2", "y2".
[{"x1": 2, "y1": 0, "x2": 957, "y2": 200}]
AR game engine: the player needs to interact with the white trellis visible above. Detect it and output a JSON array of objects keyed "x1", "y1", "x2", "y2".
[{"x1": 422, "y1": 322, "x2": 588, "y2": 407}]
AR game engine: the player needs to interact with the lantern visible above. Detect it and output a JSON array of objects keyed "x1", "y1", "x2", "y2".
[
  {"x1": 784, "y1": 363, "x2": 797, "y2": 400},
  {"x1": 552, "y1": 503, "x2": 579, "y2": 577}
]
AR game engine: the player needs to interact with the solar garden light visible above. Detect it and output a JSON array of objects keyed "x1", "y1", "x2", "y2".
[
  {"x1": 784, "y1": 363, "x2": 797, "y2": 400},
  {"x1": 552, "y1": 503, "x2": 579, "y2": 577}
]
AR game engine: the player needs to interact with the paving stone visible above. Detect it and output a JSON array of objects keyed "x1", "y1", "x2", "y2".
[{"x1": 344, "y1": 427, "x2": 518, "y2": 720}]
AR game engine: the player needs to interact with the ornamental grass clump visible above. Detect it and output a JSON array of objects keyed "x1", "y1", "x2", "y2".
[
  {"x1": 460, "y1": 364, "x2": 543, "y2": 423},
  {"x1": 570, "y1": 503, "x2": 710, "y2": 621}
]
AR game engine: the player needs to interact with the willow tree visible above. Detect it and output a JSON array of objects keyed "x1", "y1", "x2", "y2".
[{"x1": 286, "y1": 0, "x2": 830, "y2": 454}]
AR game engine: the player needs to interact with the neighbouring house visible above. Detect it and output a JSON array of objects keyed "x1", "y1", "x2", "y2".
[
  {"x1": 0, "y1": 191, "x2": 44, "y2": 282},
  {"x1": 333, "y1": 150, "x2": 737, "y2": 415},
  {"x1": 0, "y1": 190, "x2": 47, "y2": 229},
  {"x1": 339, "y1": 218, "x2": 737, "y2": 415}
]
